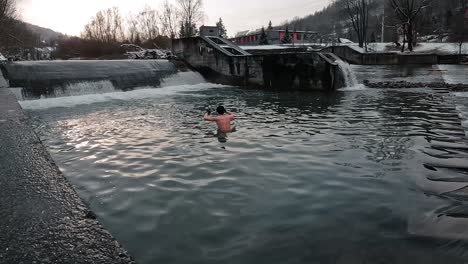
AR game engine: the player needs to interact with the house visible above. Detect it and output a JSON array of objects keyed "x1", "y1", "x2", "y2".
[{"x1": 231, "y1": 29, "x2": 318, "y2": 45}]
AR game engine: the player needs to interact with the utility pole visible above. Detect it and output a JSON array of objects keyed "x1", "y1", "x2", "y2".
[{"x1": 381, "y1": 3, "x2": 385, "y2": 42}]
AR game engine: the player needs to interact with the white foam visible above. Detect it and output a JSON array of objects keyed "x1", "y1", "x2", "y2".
[
  {"x1": 20, "y1": 83, "x2": 227, "y2": 110},
  {"x1": 336, "y1": 59, "x2": 365, "y2": 91},
  {"x1": 454, "y1": 92, "x2": 468, "y2": 98},
  {"x1": 338, "y1": 84, "x2": 367, "y2": 91},
  {"x1": 161, "y1": 71, "x2": 207, "y2": 87},
  {"x1": 59, "y1": 80, "x2": 117, "y2": 97}
]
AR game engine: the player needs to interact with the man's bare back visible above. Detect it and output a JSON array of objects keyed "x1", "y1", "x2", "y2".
[{"x1": 203, "y1": 106, "x2": 235, "y2": 133}]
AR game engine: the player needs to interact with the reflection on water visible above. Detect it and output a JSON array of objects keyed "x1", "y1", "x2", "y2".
[{"x1": 28, "y1": 86, "x2": 468, "y2": 264}]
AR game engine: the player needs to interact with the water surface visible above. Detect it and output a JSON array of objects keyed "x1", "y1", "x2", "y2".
[{"x1": 25, "y1": 85, "x2": 468, "y2": 264}]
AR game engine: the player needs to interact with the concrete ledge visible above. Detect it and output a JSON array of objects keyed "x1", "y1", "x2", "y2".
[
  {"x1": 0, "y1": 88, "x2": 135, "y2": 263},
  {"x1": 323, "y1": 45, "x2": 466, "y2": 65}
]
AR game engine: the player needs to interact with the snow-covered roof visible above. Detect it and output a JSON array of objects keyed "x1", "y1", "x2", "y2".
[
  {"x1": 235, "y1": 29, "x2": 317, "y2": 38},
  {"x1": 235, "y1": 29, "x2": 261, "y2": 38}
]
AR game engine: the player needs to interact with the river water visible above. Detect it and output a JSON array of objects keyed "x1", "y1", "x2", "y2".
[{"x1": 21, "y1": 78, "x2": 468, "y2": 263}]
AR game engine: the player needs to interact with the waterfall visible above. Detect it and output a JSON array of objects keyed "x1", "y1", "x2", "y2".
[
  {"x1": 336, "y1": 60, "x2": 365, "y2": 90},
  {"x1": 3, "y1": 60, "x2": 178, "y2": 100},
  {"x1": 13, "y1": 70, "x2": 208, "y2": 102}
]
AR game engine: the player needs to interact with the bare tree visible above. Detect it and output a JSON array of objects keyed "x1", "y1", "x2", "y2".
[
  {"x1": 136, "y1": 5, "x2": 159, "y2": 41},
  {"x1": 0, "y1": 0, "x2": 16, "y2": 23},
  {"x1": 126, "y1": 13, "x2": 140, "y2": 43},
  {"x1": 82, "y1": 7, "x2": 124, "y2": 43},
  {"x1": 341, "y1": 0, "x2": 370, "y2": 48},
  {"x1": 0, "y1": 0, "x2": 17, "y2": 45},
  {"x1": 159, "y1": 1, "x2": 179, "y2": 39},
  {"x1": 389, "y1": 0, "x2": 432, "y2": 52},
  {"x1": 177, "y1": 0, "x2": 204, "y2": 37}
]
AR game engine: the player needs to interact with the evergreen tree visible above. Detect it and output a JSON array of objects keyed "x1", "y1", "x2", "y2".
[
  {"x1": 259, "y1": 27, "x2": 269, "y2": 45},
  {"x1": 179, "y1": 20, "x2": 198, "y2": 38},
  {"x1": 216, "y1": 18, "x2": 228, "y2": 38},
  {"x1": 179, "y1": 22, "x2": 186, "y2": 38},
  {"x1": 281, "y1": 26, "x2": 292, "y2": 44},
  {"x1": 268, "y1": 20, "x2": 273, "y2": 30}
]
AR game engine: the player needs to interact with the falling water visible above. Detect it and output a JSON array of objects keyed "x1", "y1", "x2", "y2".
[{"x1": 336, "y1": 59, "x2": 365, "y2": 90}]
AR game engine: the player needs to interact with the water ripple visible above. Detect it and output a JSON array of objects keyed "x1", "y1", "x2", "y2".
[{"x1": 27, "y1": 86, "x2": 468, "y2": 264}]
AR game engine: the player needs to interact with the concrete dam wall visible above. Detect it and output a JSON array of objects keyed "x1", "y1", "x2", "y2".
[
  {"x1": 1, "y1": 60, "x2": 178, "y2": 99},
  {"x1": 172, "y1": 37, "x2": 344, "y2": 90}
]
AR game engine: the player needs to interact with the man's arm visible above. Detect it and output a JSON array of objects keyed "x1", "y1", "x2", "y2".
[
  {"x1": 203, "y1": 112, "x2": 217, "y2": 121},
  {"x1": 226, "y1": 111, "x2": 235, "y2": 120}
]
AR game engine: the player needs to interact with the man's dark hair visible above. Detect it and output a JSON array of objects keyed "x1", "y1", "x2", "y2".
[{"x1": 217, "y1": 106, "x2": 226, "y2": 115}]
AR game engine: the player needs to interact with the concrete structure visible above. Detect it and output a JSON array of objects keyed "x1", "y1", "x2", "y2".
[
  {"x1": 324, "y1": 45, "x2": 464, "y2": 65},
  {"x1": 232, "y1": 29, "x2": 318, "y2": 45},
  {"x1": 199, "y1": 26, "x2": 221, "y2": 37},
  {"x1": 0, "y1": 88, "x2": 135, "y2": 263},
  {"x1": 1, "y1": 60, "x2": 177, "y2": 99},
  {"x1": 173, "y1": 36, "x2": 343, "y2": 90}
]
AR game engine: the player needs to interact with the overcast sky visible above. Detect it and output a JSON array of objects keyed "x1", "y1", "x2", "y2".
[{"x1": 18, "y1": 0, "x2": 331, "y2": 37}]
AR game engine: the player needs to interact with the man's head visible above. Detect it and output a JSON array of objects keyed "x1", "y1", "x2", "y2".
[{"x1": 217, "y1": 106, "x2": 226, "y2": 115}]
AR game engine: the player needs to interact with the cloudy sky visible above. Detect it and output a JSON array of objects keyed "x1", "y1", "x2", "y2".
[{"x1": 18, "y1": 0, "x2": 330, "y2": 37}]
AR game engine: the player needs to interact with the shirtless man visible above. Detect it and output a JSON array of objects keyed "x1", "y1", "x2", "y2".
[{"x1": 203, "y1": 106, "x2": 235, "y2": 134}]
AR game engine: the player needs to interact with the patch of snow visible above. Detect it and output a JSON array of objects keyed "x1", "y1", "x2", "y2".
[
  {"x1": 0, "y1": 53, "x2": 6, "y2": 61},
  {"x1": 346, "y1": 42, "x2": 468, "y2": 55},
  {"x1": 338, "y1": 38, "x2": 354, "y2": 44},
  {"x1": 121, "y1": 44, "x2": 172, "y2": 60}
]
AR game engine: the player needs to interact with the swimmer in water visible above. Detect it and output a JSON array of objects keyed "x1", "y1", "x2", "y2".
[{"x1": 203, "y1": 106, "x2": 236, "y2": 141}]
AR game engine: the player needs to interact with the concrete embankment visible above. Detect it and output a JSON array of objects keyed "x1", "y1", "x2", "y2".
[{"x1": 0, "y1": 88, "x2": 135, "y2": 263}]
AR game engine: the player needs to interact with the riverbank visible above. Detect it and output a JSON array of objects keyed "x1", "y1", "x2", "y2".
[{"x1": 0, "y1": 88, "x2": 135, "y2": 263}]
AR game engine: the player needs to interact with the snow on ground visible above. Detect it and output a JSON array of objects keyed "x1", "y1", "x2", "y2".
[
  {"x1": 348, "y1": 42, "x2": 468, "y2": 55},
  {"x1": 338, "y1": 38, "x2": 354, "y2": 44}
]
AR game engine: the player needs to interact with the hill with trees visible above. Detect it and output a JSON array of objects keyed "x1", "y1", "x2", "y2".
[{"x1": 278, "y1": 0, "x2": 467, "y2": 48}]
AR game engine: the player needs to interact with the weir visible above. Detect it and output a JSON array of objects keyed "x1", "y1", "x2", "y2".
[{"x1": 1, "y1": 60, "x2": 177, "y2": 99}]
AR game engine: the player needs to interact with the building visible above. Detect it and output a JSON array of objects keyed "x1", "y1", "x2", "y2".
[
  {"x1": 199, "y1": 26, "x2": 221, "y2": 37},
  {"x1": 231, "y1": 29, "x2": 318, "y2": 45}
]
